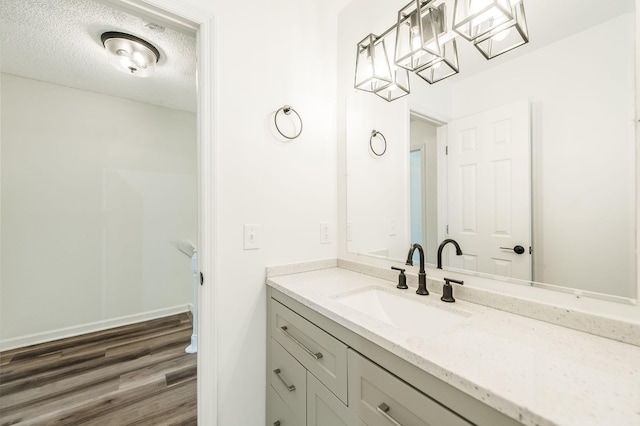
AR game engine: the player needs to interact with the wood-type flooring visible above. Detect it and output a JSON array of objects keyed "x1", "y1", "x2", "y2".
[{"x1": 0, "y1": 313, "x2": 197, "y2": 425}]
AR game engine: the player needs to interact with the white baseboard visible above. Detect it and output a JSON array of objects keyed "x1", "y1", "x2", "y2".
[{"x1": 0, "y1": 304, "x2": 191, "y2": 352}]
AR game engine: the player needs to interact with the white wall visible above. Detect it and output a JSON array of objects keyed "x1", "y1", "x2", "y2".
[
  {"x1": 0, "y1": 73, "x2": 197, "y2": 346},
  {"x1": 450, "y1": 14, "x2": 636, "y2": 296},
  {"x1": 214, "y1": 4, "x2": 340, "y2": 425},
  {"x1": 150, "y1": 0, "x2": 344, "y2": 424},
  {"x1": 346, "y1": 91, "x2": 409, "y2": 259}
]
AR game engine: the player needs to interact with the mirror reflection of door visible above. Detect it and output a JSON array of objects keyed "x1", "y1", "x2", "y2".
[
  {"x1": 446, "y1": 100, "x2": 532, "y2": 280},
  {"x1": 409, "y1": 148, "x2": 425, "y2": 264},
  {"x1": 409, "y1": 114, "x2": 442, "y2": 265}
]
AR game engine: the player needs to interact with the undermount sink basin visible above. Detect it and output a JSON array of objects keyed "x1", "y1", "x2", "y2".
[{"x1": 334, "y1": 287, "x2": 470, "y2": 340}]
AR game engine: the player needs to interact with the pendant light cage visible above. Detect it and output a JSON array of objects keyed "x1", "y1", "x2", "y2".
[
  {"x1": 415, "y1": 38, "x2": 459, "y2": 84},
  {"x1": 352, "y1": 0, "x2": 529, "y2": 102},
  {"x1": 473, "y1": 1, "x2": 529, "y2": 59},
  {"x1": 354, "y1": 34, "x2": 393, "y2": 92},
  {"x1": 374, "y1": 29, "x2": 411, "y2": 102},
  {"x1": 452, "y1": 0, "x2": 513, "y2": 41},
  {"x1": 394, "y1": 0, "x2": 442, "y2": 71},
  {"x1": 375, "y1": 66, "x2": 411, "y2": 102}
]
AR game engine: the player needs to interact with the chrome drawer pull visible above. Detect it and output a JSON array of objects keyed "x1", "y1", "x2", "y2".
[
  {"x1": 279, "y1": 325, "x2": 323, "y2": 359},
  {"x1": 273, "y1": 368, "x2": 296, "y2": 392},
  {"x1": 377, "y1": 403, "x2": 403, "y2": 426}
]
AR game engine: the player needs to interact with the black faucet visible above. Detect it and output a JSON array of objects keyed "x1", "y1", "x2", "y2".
[
  {"x1": 437, "y1": 239, "x2": 463, "y2": 269},
  {"x1": 405, "y1": 243, "x2": 428, "y2": 295}
]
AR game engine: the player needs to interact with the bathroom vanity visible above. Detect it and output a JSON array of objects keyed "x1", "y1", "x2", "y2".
[{"x1": 266, "y1": 266, "x2": 640, "y2": 426}]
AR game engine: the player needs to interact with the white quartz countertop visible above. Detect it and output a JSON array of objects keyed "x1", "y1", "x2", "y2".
[{"x1": 267, "y1": 267, "x2": 640, "y2": 426}]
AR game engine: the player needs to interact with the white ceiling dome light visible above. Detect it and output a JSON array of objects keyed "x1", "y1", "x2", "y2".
[{"x1": 101, "y1": 31, "x2": 160, "y2": 78}]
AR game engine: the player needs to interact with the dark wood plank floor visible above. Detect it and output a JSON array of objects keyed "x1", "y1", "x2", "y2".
[{"x1": 0, "y1": 313, "x2": 197, "y2": 425}]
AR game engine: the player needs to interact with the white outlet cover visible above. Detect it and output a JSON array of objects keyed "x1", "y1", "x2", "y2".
[{"x1": 320, "y1": 222, "x2": 332, "y2": 244}]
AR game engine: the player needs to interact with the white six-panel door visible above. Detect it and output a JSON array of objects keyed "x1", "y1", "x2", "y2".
[{"x1": 446, "y1": 100, "x2": 531, "y2": 280}]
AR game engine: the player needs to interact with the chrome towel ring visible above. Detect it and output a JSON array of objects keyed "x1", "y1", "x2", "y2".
[
  {"x1": 274, "y1": 105, "x2": 303, "y2": 140},
  {"x1": 370, "y1": 130, "x2": 387, "y2": 156}
]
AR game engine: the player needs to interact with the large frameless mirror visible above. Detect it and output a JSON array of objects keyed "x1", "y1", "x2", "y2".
[{"x1": 345, "y1": 0, "x2": 637, "y2": 302}]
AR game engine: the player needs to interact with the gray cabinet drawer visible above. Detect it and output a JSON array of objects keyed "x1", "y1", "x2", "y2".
[
  {"x1": 307, "y1": 372, "x2": 365, "y2": 426},
  {"x1": 268, "y1": 386, "x2": 303, "y2": 426},
  {"x1": 348, "y1": 349, "x2": 472, "y2": 426},
  {"x1": 270, "y1": 338, "x2": 306, "y2": 422},
  {"x1": 271, "y1": 299, "x2": 348, "y2": 404}
]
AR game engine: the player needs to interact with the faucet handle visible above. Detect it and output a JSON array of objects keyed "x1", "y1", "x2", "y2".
[
  {"x1": 391, "y1": 267, "x2": 408, "y2": 289},
  {"x1": 441, "y1": 278, "x2": 464, "y2": 303}
]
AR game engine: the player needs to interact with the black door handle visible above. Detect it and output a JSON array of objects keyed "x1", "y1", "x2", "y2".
[{"x1": 500, "y1": 245, "x2": 526, "y2": 254}]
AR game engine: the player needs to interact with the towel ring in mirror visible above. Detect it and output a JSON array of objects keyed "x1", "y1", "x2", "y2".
[
  {"x1": 274, "y1": 105, "x2": 303, "y2": 140},
  {"x1": 370, "y1": 130, "x2": 386, "y2": 156}
]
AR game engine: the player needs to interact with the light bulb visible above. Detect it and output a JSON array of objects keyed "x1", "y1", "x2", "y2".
[
  {"x1": 363, "y1": 49, "x2": 373, "y2": 79},
  {"x1": 132, "y1": 51, "x2": 149, "y2": 69},
  {"x1": 412, "y1": 34, "x2": 421, "y2": 51},
  {"x1": 491, "y1": 27, "x2": 511, "y2": 41},
  {"x1": 470, "y1": 0, "x2": 493, "y2": 14},
  {"x1": 409, "y1": 10, "x2": 422, "y2": 52},
  {"x1": 101, "y1": 32, "x2": 159, "y2": 78},
  {"x1": 470, "y1": 0, "x2": 506, "y2": 28}
]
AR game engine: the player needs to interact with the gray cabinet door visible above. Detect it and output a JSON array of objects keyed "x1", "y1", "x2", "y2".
[
  {"x1": 271, "y1": 299, "x2": 348, "y2": 403},
  {"x1": 348, "y1": 349, "x2": 472, "y2": 426},
  {"x1": 268, "y1": 386, "x2": 303, "y2": 426},
  {"x1": 307, "y1": 372, "x2": 365, "y2": 426},
  {"x1": 270, "y1": 338, "x2": 307, "y2": 422}
]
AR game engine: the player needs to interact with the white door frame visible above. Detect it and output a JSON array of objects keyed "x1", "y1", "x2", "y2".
[{"x1": 107, "y1": 1, "x2": 217, "y2": 424}]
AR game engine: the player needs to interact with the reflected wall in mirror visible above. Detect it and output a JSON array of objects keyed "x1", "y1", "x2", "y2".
[{"x1": 345, "y1": 0, "x2": 636, "y2": 301}]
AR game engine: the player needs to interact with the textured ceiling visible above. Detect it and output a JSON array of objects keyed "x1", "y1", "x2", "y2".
[{"x1": 0, "y1": 0, "x2": 197, "y2": 112}]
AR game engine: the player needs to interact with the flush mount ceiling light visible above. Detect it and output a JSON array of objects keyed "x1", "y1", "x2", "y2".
[
  {"x1": 353, "y1": 0, "x2": 529, "y2": 101},
  {"x1": 101, "y1": 31, "x2": 160, "y2": 78}
]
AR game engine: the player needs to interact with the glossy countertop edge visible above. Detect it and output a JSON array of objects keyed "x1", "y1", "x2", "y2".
[{"x1": 266, "y1": 266, "x2": 640, "y2": 426}]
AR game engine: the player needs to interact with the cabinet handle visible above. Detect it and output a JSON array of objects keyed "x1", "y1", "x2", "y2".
[
  {"x1": 274, "y1": 422, "x2": 281, "y2": 426},
  {"x1": 377, "y1": 403, "x2": 404, "y2": 426},
  {"x1": 279, "y1": 326, "x2": 323, "y2": 359},
  {"x1": 273, "y1": 368, "x2": 296, "y2": 392}
]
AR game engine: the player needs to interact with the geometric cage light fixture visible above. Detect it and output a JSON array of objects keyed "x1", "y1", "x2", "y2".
[
  {"x1": 101, "y1": 31, "x2": 160, "y2": 78},
  {"x1": 354, "y1": 0, "x2": 529, "y2": 102}
]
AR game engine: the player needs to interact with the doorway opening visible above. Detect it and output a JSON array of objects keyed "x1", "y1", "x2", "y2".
[
  {"x1": 409, "y1": 111, "x2": 446, "y2": 266},
  {"x1": 0, "y1": 0, "x2": 215, "y2": 423}
]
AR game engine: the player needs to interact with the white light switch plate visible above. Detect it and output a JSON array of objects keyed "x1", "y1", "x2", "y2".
[{"x1": 244, "y1": 224, "x2": 261, "y2": 250}]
